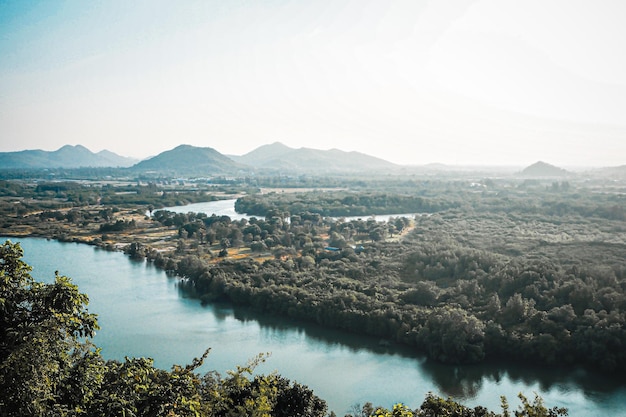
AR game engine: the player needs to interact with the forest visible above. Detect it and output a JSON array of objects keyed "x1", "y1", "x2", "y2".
[
  {"x1": 0, "y1": 179, "x2": 225, "y2": 213},
  {"x1": 145, "y1": 194, "x2": 626, "y2": 372}
]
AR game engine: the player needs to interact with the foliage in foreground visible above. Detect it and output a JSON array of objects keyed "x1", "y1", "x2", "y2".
[
  {"x1": 0, "y1": 240, "x2": 567, "y2": 416},
  {"x1": 353, "y1": 393, "x2": 567, "y2": 417}
]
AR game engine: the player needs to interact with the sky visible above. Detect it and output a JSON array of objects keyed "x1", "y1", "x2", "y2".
[{"x1": 1, "y1": 0, "x2": 625, "y2": 167}]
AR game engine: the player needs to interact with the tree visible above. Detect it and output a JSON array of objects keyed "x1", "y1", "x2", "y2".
[
  {"x1": 200, "y1": 353, "x2": 327, "y2": 417},
  {"x1": 88, "y1": 355, "x2": 205, "y2": 417},
  {"x1": 418, "y1": 307, "x2": 485, "y2": 364},
  {"x1": 0, "y1": 240, "x2": 99, "y2": 416},
  {"x1": 369, "y1": 227, "x2": 386, "y2": 242},
  {"x1": 509, "y1": 393, "x2": 568, "y2": 417},
  {"x1": 328, "y1": 231, "x2": 347, "y2": 249},
  {"x1": 418, "y1": 394, "x2": 492, "y2": 417}
]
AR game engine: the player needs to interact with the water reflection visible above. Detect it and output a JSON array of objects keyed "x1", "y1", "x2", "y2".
[
  {"x1": 422, "y1": 364, "x2": 486, "y2": 399},
  {"x1": 192, "y1": 291, "x2": 626, "y2": 408},
  {"x1": 420, "y1": 356, "x2": 626, "y2": 405},
  {"x1": 227, "y1": 302, "x2": 420, "y2": 358}
]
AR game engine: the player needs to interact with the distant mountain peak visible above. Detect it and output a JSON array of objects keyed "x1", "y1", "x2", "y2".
[
  {"x1": 131, "y1": 144, "x2": 242, "y2": 175},
  {"x1": 55, "y1": 144, "x2": 93, "y2": 154},
  {"x1": 172, "y1": 144, "x2": 197, "y2": 150},
  {"x1": 268, "y1": 141, "x2": 291, "y2": 148},
  {"x1": 243, "y1": 142, "x2": 293, "y2": 155},
  {"x1": 521, "y1": 161, "x2": 569, "y2": 177}
]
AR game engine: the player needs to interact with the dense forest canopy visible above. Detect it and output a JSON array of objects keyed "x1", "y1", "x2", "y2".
[
  {"x1": 234, "y1": 191, "x2": 456, "y2": 217},
  {"x1": 145, "y1": 204, "x2": 626, "y2": 372}
]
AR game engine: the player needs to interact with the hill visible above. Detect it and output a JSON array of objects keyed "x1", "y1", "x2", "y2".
[
  {"x1": 0, "y1": 145, "x2": 137, "y2": 169},
  {"x1": 131, "y1": 144, "x2": 244, "y2": 175},
  {"x1": 95, "y1": 149, "x2": 139, "y2": 167},
  {"x1": 520, "y1": 161, "x2": 570, "y2": 177},
  {"x1": 232, "y1": 142, "x2": 398, "y2": 172},
  {"x1": 231, "y1": 142, "x2": 293, "y2": 164}
]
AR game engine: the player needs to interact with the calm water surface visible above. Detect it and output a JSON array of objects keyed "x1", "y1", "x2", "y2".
[
  {"x1": 4, "y1": 206, "x2": 626, "y2": 416},
  {"x1": 162, "y1": 199, "x2": 250, "y2": 220},
  {"x1": 162, "y1": 199, "x2": 420, "y2": 223}
]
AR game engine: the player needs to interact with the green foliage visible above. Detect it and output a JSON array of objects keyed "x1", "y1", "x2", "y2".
[
  {"x1": 99, "y1": 219, "x2": 136, "y2": 232},
  {"x1": 354, "y1": 393, "x2": 568, "y2": 417},
  {"x1": 89, "y1": 355, "x2": 205, "y2": 417},
  {"x1": 235, "y1": 191, "x2": 456, "y2": 218},
  {"x1": 372, "y1": 403, "x2": 414, "y2": 417},
  {"x1": 202, "y1": 353, "x2": 325, "y2": 417},
  {"x1": 501, "y1": 394, "x2": 568, "y2": 417},
  {"x1": 163, "y1": 203, "x2": 626, "y2": 371},
  {"x1": 0, "y1": 180, "x2": 222, "y2": 216},
  {"x1": 0, "y1": 240, "x2": 99, "y2": 416},
  {"x1": 418, "y1": 308, "x2": 485, "y2": 364},
  {"x1": 418, "y1": 394, "x2": 492, "y2": 417}
]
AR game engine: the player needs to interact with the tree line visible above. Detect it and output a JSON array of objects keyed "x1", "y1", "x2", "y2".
[
  {"x1": 0, "y1": 180, "x2": 220, "y2": 213},
  {"x1": 235, "y1": 192, "x2": 457, "y2": 217}
]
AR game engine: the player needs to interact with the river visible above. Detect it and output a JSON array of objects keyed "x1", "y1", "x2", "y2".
[
  {"x1": 2, "y1": 200, "x2": 626, "y2": 415},
  {"x1": 162, "y1": 199, "x2": 251, "y2": 220},
  {"x1": 160, "y1": 198, "x2": 421, "y2": 222}
]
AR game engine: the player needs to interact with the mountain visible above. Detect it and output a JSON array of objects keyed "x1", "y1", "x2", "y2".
[
  {"x1": 95, "y1": 149, "x2": 139, "y2": 167},
  {"x1": 0, "y1": 145, "x2": 137, "y2": 169},
  {"x1": 131, "y1": 144, "x2": 244, "y2": 175},
  {"x1": 231, "y1": 142, "x2": 294, "y2": 164},
  {"x1": 231, "y1": 142, "x2": 398, "y2": 172},
  {"x1": 520, "y1": 161, "x2": 570, "y2": 177}
]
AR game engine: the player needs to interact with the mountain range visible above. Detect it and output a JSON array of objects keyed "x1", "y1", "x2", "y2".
[
  {"x1": 0, "y1": 145, "x2": 137, "y2": 169},
  {"x1": 229, "y1": 142, "x2": 398, "y2": 172},
  {"x1": 0, "y1": 142, "x2": 605, "y2": 178},
  {"x1": 0, "y1": 142, "x2": 400, "y2": 175}
]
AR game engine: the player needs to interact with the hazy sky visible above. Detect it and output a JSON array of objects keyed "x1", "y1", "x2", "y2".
[{"x1": 1, "y1": 0, "x2": 625, "y2": 166}]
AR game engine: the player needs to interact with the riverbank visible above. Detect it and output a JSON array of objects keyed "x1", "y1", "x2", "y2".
[
  {"x1": 1, "y1": 202, "x2": 414, "y2": 259},
  {"x1": 1, "y1": 206, "x2": 175, "y2": 249}
]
